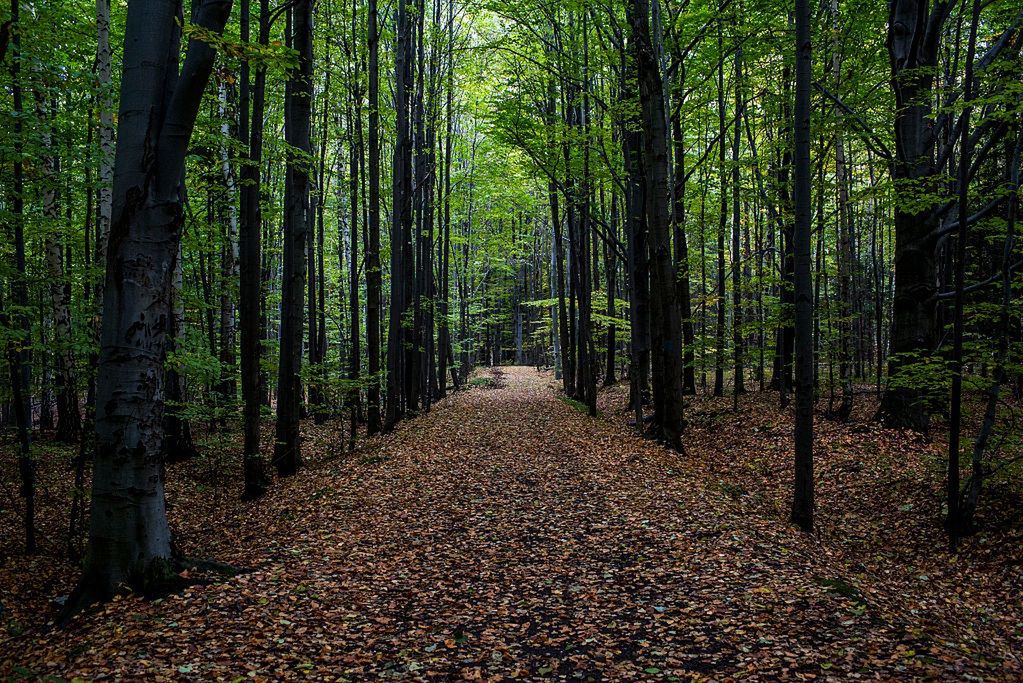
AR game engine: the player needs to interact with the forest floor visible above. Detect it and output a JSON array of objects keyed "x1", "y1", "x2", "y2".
[{"x1": 2, "y1": 366, "x2": 1022, "y2": 681}]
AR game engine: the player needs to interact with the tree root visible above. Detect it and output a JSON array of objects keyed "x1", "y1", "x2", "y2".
[{"x1": 57, "y1": 554, "x2": 249, "y2": 627}]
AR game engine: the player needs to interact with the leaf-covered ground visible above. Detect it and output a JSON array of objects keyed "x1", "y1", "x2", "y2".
[{"x1": 2, "y1": 366, "x2": 1022, "y2": 681}]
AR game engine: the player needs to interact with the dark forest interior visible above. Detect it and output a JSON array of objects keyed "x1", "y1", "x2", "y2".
[{"x1": 2, "y1": 0, "x2": 1023, "y2": 678}]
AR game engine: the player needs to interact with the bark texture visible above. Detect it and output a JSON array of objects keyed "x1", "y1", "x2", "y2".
[{"x1": 75, "y1": 0, "x2": 233, "y2": 606}]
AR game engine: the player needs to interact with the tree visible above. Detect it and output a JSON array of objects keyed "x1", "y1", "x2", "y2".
[
  {"x1": 72, "y1": 0, "x2": 234, "y2": 608},
  {"x1": 876, "y1": 0, "x2": 952, "y2": 430},
  {"x1": 6, "y1": 0, "x2": 34, "y2": 554},
  {"x1": 790, "y1": 0, "x2": 814, "y2": 532},
  {"x1": 386, "y1": 0, "x2": 413, "y2": 430},
  {"x1": 628, "y1": 0, "x2": 685, "y2": 450},
  {"x1": 274, "y1": 0, "x2": 313, "y2": 476},
  {"x1": 731, "y1": 34, "x2": 745, "y2": 403},
  {"x1": 365, "y1": 0, "x2": 383, "y2": 435},
  {"x1": 37, "y1": 90, "x2": 82, "y2": 443},
  {"x1": 946, "y1": 0, "x2": 981, "y2": 548},
  {"x1": 714, "y1": 16, "x2": 727, "y2": 398},
  {"x1": 238, "y1": 0, "x2": 270, "y2": 498}
]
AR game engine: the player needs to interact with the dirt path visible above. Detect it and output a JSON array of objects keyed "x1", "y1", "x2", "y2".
[{"x1": 4, "y1": 367, "x2": 1017, "y2": 681}]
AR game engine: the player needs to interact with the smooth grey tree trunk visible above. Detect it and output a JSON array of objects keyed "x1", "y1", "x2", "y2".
[
  {"x1": 365, "y1": 0, "x2": 383, "y2": 434},
  {"x1": 386, "y1": 0, "x2": 413, "y2": 430},
  {"x1": 629, "y1": 0, "x2": 685, "y2": 449},
  {"x1": 238, "y1": 0, "x2": 269, "y2": 499},
  {"x1": 274, "y1": 0, "x2": 313, "y2": 475},
  {"x1": 791, "y1": 0, "x2": 815, "y2": 532},
  {"x1": 72, "y1": 0, "x2": 233, "y2": 609},
  {"x1": 7, "y1": 0, "x2": 34, "y2": 554},
  {"x1": 37, "y1": 93, "x2": 82, "y2": 442}
]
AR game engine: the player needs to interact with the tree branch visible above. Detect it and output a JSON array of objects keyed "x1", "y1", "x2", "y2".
[
  {"x1": 157, "y1": 0, "x2": 235, "y2": 199},
  {"x1": 811, "y1": 81, "x2": 894, "y2": 163}
]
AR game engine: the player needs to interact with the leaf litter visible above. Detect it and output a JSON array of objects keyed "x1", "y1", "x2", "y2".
[{"x1": 1, "y1": 366, "x2": 1021, "y2": 681}]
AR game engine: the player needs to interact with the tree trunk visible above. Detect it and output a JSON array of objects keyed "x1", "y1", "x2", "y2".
[
  {"x1": 437, "y1": 0, "x2": 454, "y2": 398},
  {"x1": 73, "y1": 0, "x2": 233, "y2": 608},
  {"x1": 771, "y1": 57, "x2": 795, "y2": 405},
  {"x1": 604, "y1": 208, "x2": 617, "y2": 387},
  {"x1": 830, "y1": 0, "x2": 853, "y2": 421},
  {"x1": 671, "y1": 99, "x2": 696, "y2": 396},
  {"x1": 622, "y1": 51, "x2": 651, "y2": 416},
  {"x1": 947, "y1": 0, "x2": 981, "y2": 547},
  {"x1": 348, "y1": 44, "x2": 362, "y2": 421},
  {"x1": 218, "y1": 78, "x2": 239, "y2": 411},
  {"x1": 237, "y1": 0, "x2": 269, "y2": 498},
  {"x1": 578, "y1": 15, "x2": 596, "y2": 415},
  {"x1": 38, "y1": 93, "x2": 82, "y2": 442},
  {"x1": 877, "y1": 0, "x2": 953, "y2": 430},
  {"x1": 714, "y1": 19, "x2": 727, "y2": 398},
  {"x1": 629, "y1": 0, "x2": 684, "y2": 449},
  {"x1": 791, "y1": 0, "x2": 815, "y2": 532},
  {"x1": 366, "y1": 0, "x2": 383, "y2": 434},
  {"x1": 163, "y1": 246, "x2": 199, "y2": 463},
  {"x1": 6, "y1": 0, "x2": 33, "y2": 553},
  {"x1": 731, "y1": 38, "x2": 745, "y2": 401},
  {"x1": 308, "y1": 65, "x2": 328, "y2": 421},
  {"x1": 386, "y1": 0, "x2": 414, "y2": 430},
  {"x1": 274, "y1": 0, "x2": 312, "y2": 476}
]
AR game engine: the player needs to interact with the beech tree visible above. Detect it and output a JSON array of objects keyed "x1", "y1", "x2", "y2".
[
  {"x1": 791, "y1": 0, "x2": 814, "y2": 532},
  {"x1": 274, "y1": 0, "x2": 313, "y2": 475},
  {"x1": 238, "y1": 0, "x2": 269, "y2": 499},
  {"x1": 629, "y1": 0, "x2": 685, "y2": 449},
  {"x1": 71, "y1": 0, "x2": 233, "y2": 607}
]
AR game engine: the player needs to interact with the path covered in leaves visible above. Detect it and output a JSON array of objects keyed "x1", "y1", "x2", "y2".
[{"x1": 4, "y1": 367, "x2": 1021, "y2": 681}]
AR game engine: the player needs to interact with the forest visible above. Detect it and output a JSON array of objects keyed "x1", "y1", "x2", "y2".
[{"x1": 1, "y1": 0, "x2": 1022, "y2": 678}]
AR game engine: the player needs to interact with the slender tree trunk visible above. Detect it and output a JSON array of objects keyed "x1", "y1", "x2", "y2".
[
  {"x1": 578, "y1": 15, "x2": 596, "y2": 415},
  {"x1": 772, "y1": 57, "x2": 795, "y2": 406},
  {"x1": 386, "y1": 0, "x2": 414, "y2": 430},
  {"x1": 75, "y1": 0, "x2": 115, "y2": 534},
  {"x1": 831, "y1": 0, "x2": 853, "y2": 420},
  {"x1": 604, "y1": 202, "x2": 617, "y2": 387},
  {"x1": 622, "y1": 55, "x2": 650, "y2": 416},
  {"x1": 791, "y1": 0, "x2": 815, "y2": 532},
  {"x1": 306, "y1": 150, "x2": 322, "y2": 417},
  {"x1": 197, "y1": 239, "x2": 217, "y2": 358},
  {"x1": 947, "y1": 0, "x2": 981, "y2": 548},
  {"x1": 731, "y1": 38, "x2": 745, "y2": 401},
  {"x1": 7, "y1": 0, "x2": 34, "y2": 553},
  {"x1": 714, "y1": 20, "x2": 727, "y2": 397},
  {"x1": 238, "y1": 0, "x2": 269, "y2": 498},
  {"x1": 547, "y1": 73, "x2": 573, "y2": 397},
  {"x1": 307, "y1": 63, "x2": 330, "y2": 423},
  {"x1": 629, "y1": 0, "x2": 684, "y2": 449},
  {"x1": 163, "y1": 246, "x2": 199, "y2": 463},
  {"x1": 437, "y1": 0, "x2": 455, "y2": 397},
  {"x1": 218, "y1": 79, "x2": 239, "y2": 411},
  {"x1": 671, "y1": 97, "x2": 696, "y2": 395},
  {"x1": 348, "y1": 52, "x2": 362, "y2": 422},
  {"x1": 562, "y1": 86, "x2": 578, "y2": 399},
  {"x1": 960, "y1": 133, "x2": 1020, "y2": 533},
  {"x1": 274, "y1": 0, "x2": 313, "y2": 476},
  {"x1": 366, "y1": 0, "x2": 383, "y2": 434},
  {"x1": 37, "y1": 94, "x2": 82, "y2": 442},
  {"x1": 95, "y1": 0, "x2": 114, "y2": 292}
]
